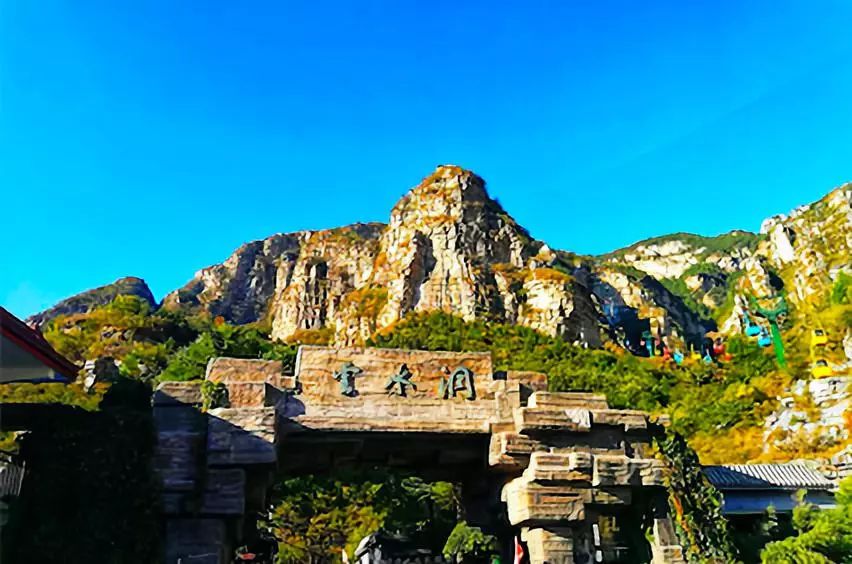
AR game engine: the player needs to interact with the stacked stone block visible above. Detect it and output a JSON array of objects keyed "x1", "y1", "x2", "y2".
[{"x1": 154, "y1": 347, "x2": 684, "y2": 563}]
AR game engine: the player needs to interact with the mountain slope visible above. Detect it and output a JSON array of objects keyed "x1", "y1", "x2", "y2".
[{"x1": 27, "y1": 276, "x2": 156, "y2": 330}]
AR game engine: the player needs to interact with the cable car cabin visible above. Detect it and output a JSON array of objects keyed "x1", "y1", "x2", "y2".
[
  {"x1": 673, "y1": 351, "x2": 684, "y2": 365},
  {"x1": 757, "y1": 329, "x2": 772, "y2": 348},
  {"x1": 811, "y1": 329, "x2": 828, "y2": 347},
  {"x1": 743, "y1": 313, "x2": 762, "y2": 338},
  {"x1": 812, "y1": 359, "x2": 833, "y2": 378},
  {"x1": 713, "y1": 339, "x2": 726, "y2": 357}
]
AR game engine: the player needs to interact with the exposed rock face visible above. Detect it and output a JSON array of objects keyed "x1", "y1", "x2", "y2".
[
  {"x1": 268, "y1": 223, "x2": 383, "y2": 339},
  {"x1": 47, "y1": 170, "x2": 849, "y2": 357},
  {"x1": 162, "y1": 166, "x2": 607, "y2": 346},
  {"x1": 765, "y1": 376, "x2": 850, "y2": 452},
  {"x1": 600, "y1": 184, "x2": 850, "y2": 350},
  {"x1": 591, "y1": 268, "x2": 714, "y2": 346},
  {"x1": 371, "y1": 166, "x2": 537, "y2": 326},
  {"x1": 162, "y1": 233, "x2": 307, "y2": 324},
  {"x1": 718, "y1": 185, "x2": 851, "y2": 336},
  {"x1": 758, "y1": 185, "x2": 851, "y2": 304},
  {"x1": 603, "y1": 232, "x2": 756, "y2": 280},
  {"x1": 27, "y1": 276, "x2": 156, "y2": 329},
  {"x1": 162, "y1": 224, "x2": 384, "y2": 328}
]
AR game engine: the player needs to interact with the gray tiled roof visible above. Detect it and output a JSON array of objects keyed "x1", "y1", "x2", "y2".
[{"x1": 703, "y1": 464, "x2": 835, "y2": 491}]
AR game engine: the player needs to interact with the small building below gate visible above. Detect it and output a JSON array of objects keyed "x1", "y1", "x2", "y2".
[{"x1": 703, "y1": 464, "x2": 836, "y2": 515}]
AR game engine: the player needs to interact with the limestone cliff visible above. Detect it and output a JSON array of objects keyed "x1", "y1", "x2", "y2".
[
  {"x1": 39, "y1": 169, "x2": 850, "y2": 355},
  {"x1": 158, "y1": 166, "x2": 604, "y2": 346},
  {"x1": 603, "y1": 231, "x2": 757, "y2": 280},
  {"x1": 601, "y1": 184, "x2": 850, "y2": 356},
  {"x1": 161, "y1": 224, "x2": 384, "y2": 329},
  {"x1": 716, "y1": 185, "x2": 850, "y2": 343}
]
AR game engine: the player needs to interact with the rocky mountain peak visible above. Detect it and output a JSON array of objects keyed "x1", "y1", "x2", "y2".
[
  {"x1": 394, "y1": 165, "x2": 489, "y2": 212},
  {"x1": 33, "y1": 169, "x2": 848, "y2": 360},
  {"x1": 370, "y1": 165, "x2": 540, "y2": 329}
]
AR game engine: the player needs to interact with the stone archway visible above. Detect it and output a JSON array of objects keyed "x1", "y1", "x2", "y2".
[{"x1": 154, "y1": 346, "x2": 684, "y2": 563}]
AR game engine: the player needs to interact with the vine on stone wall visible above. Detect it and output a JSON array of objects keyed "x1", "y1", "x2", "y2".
[
  {"x1": 201, "y1": 379, "x2": 230, "y2": 411},
  {"x1": 654, "y1": 428, "x2": 739, "y2": 563}
]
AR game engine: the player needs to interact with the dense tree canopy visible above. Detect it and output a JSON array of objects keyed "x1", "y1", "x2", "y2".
[
  {"x1": 760, "y1": 477, "x2": 852, "y2": 563},
  {"x1": 258, "y1": 469, "x2": 476, "y2": 563}
]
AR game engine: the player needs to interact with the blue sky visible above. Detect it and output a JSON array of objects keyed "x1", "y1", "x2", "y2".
[{"x1": 3, "y1": 1, "x2": 852, "y2": 318}]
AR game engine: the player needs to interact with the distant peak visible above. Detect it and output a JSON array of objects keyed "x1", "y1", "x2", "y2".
[{"x1": 26, "y1": 275, "x2": 156, "y2": 329}]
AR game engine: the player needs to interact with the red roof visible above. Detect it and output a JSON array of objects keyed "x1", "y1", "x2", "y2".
[{"x1": 0, "y1": 307, "x2": 79, "y2": 381}]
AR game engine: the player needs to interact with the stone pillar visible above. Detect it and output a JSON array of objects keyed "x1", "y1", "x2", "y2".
[
  {"x1": 650, "y1": 517, "x2": 686, "y2": 564},
  {"x1": 154, "y1": 380, "x2": 278, "y2": 564},
  {"x1": 521, "y1": 527, "x2": 575, "y2": 564}
]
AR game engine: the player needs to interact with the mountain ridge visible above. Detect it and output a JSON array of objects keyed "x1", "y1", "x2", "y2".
[{"x1": 28, "y1": 167, "x2": 851, "y2": 360}]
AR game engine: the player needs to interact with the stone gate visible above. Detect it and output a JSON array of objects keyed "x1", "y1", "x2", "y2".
[{"x1": 154, "y1": 346, "x2": 684, "y2": 563}]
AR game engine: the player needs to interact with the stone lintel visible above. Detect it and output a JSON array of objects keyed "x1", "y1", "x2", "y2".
[
  {"x1": 503, "y1": 480, "x2": 587, "y2": 525},
  {"x1": 528, "y1": 391, "x2": 609, "y2": 410},
  {"x1": 592, "y1": 455, "x2": 666, "y2": 487},
  {"x1": 154, "y1": 381, "x2": 203, "y2": 406},
  {"x1": 279, "y1": 416, "x2": 489, "y2": 434},
  {"x1": 206, "y1": 357, "x2": 282, "y2": 384},
  {"x1": 488, "y1": 432, "x2": 542, "y2": 469},
  {"x1": 207, "y1": 407, "x2": 276, "y2": 466},
  {"x1": 524, "y1": 452, "x2": 593, "y2": 483},
  {"x1": 506, "y1": 370, "x2": 548, "y2": 393},
  {"x1": 590, "y1": 409, "x2": 649, "y2": 432},
  {"x1": 514, "y1": 407, "x2": 592, "y2": 433}
]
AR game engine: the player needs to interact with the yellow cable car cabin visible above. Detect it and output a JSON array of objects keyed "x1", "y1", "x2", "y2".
[
  {"x1": 811, "y1": 358, "x2": 833, "y2": 378},
  {"x1": 811, "y1": 329, "x2": 828, "y2": 347}
]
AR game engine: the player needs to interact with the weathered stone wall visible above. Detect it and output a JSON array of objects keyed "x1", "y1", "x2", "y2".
[{"x1": 154, "y1": 381, "x2": 277, "y2": 564}]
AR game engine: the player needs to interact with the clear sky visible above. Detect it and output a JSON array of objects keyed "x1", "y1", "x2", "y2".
[{"x1": 3, "y1": 1, "x2": 852, "y2": 318}]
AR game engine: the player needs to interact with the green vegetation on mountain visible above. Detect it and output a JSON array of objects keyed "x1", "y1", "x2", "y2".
[
  {"x1": 370, "y1": 311, "x2": 782, "y2": 462},
  {"x1": 43, "y1": 295, "x2": 196, "y2": 377},
  {"x1": 832, "y1": 271, "x2": 852, "y2": 305},
  {"x1": 158, "y1": 319, "x2": 297, "y2": 381},
  {"x1": 0, "y1": 381, "x2": 106, "y2": 410},
  {"x1": 604, "y1": 230, "x2": 762, "y2": 260},
  {"x1": 43, "y1": 295, "x2": 297, "y2": 381},
  {"x1": 41, "y1": 290, "x2": 841, "y2": 466},
  {"x1": 658, "y1": 276, "x2": 714, "y2": 319},
  {"x1": 25, "y1": 276, "x2": 156, "y2": 329}
]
